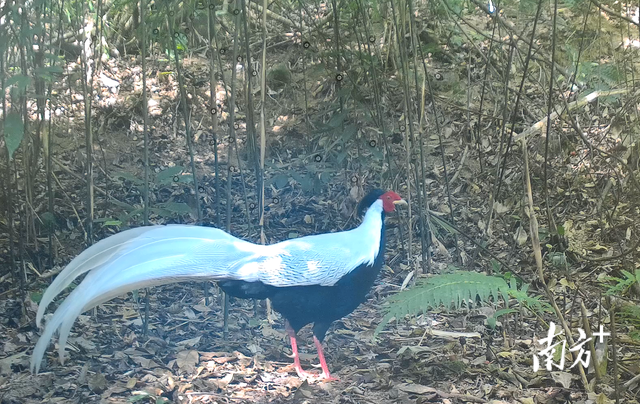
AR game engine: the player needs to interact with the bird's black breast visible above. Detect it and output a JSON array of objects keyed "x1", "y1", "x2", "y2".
[{"x1": 269, "y1": 253, "x2": 384, "y2": 341}]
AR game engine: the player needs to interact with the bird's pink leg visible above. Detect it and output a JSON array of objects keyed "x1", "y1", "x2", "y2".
[
  {"x1": 313, "y1": 336, "x2": 339, "y2": 381},
  {"x1": 285, "y1": 322, "x2": 316, "y2": 379}
]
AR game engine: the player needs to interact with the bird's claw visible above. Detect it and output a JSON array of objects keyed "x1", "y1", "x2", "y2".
[
  {"x1": 294, "y1": 369, "x2": 339, "y2": 382},
  {"x1": 320, "y1": 374, "x2": 340, "y2": 382},
  {"x1": 298, "y1": 373, "x2": 340, "y2": 383}
]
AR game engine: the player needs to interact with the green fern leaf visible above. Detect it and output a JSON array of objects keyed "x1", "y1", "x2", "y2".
[
  {"x1": 375, "y1": 271, "x2": 549, "y2": 336},
  {"x1": 603, "y1": 270, "x2": 638, "y2": 296}
]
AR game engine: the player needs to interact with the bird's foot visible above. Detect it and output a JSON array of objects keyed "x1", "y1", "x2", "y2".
[
  {"x1": 319, "y1": 373, "x2": 340, "y2": 382},
  {"x1": 288, "y1": 365, "x2": 339, "y2": 382},
  {"x1": 298, "y1": 371, "x2": 339, "y2": 383},
  {"x1": 295, "y1": 369, "x2": 319, "y2": 380},
  {"x1": 308, "y1": 364, "x2": 340, "y2": 382}
]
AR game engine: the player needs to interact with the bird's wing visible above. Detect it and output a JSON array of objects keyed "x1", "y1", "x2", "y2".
[
  {"x1": 243, "y1": 202, "x2": 384, "y2": 287},
  {"x1": 251, "y1": 226, "x2": 382, "y2": 287}
]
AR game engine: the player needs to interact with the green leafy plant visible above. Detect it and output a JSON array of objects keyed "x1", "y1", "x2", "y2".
[
  {"x1": 604, "y1": 269, "x2": 640, "y2": 296},
  {"x1": 3, "y1": 112, "x2": 24, "y2": 159},
  {"x1": 375, "y1": 271, "x2": 551, "y2": 335},
  {"x1": 619, "y1": 304, "x2": 640, "y2": 342},
  {"x1": 599, "y1": 270, "x2": 640, "y2": 342},
  {"x1": 486, "y1": 308, "x2": 518, "y2": 329}
]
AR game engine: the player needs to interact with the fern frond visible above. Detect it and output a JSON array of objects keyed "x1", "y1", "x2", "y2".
[
  {"x1": 507, "y1": 278, "x2": 551, "y2": 312},
  {"x1": 375, "y1": 271, "x2": 548, "y2": 335},
  {"x1": 603, "y1": 269, "x2": 639, "y2": 296}
]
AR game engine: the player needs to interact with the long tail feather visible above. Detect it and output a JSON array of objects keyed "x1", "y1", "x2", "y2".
[
  {"x1": 36, "y1": 226, "x2": 157, "y2": 327},
  {"x1": 31, "y1": 224, "x2": 263, "y2": 373}
]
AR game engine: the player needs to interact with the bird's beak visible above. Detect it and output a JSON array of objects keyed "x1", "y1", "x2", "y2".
[{"x1": 393, "y1": 199, "x2": 408, "y2": 206}]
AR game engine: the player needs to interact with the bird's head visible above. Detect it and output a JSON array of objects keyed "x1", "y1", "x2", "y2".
[
  {"x1": 380, "y1": 190, "x2": 407, "y2": 212},
  {"x1": 358, "y1": 189, "x2": 407, "y2": 216}
]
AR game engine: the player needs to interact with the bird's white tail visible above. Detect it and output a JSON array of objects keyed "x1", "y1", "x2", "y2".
[{"x1": 31, "y1": 224, "x2": 262, "y2": 373}]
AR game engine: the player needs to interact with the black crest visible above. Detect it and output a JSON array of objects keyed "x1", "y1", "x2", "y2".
[{"x1": 357, "y1": 189, "x2": 385, "y2": 216}]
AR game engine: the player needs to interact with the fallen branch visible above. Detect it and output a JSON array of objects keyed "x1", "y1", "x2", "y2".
[
  {"x1": 513, "y1": 89, "x2": 629, "y2": 142},
  {"x1": 589, "y1": 0, "x2": 639, "y2": 27}
]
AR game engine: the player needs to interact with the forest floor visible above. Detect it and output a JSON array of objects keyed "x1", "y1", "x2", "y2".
[{"x1": 1, "y1": 45, "x2": 638, "y2": 404}]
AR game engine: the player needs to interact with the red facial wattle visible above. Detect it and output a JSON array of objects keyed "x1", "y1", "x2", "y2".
[{"x1": 380, "y1": 190, "x2": 406, "y2": 212}]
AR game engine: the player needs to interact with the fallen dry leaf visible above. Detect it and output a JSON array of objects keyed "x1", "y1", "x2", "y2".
[
  {"x1": 176, "y1": 349, "x2": 199, "y2": 372},
  {"x1": 396, "y1": 383, "x2": 437, "y2": 395}
]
